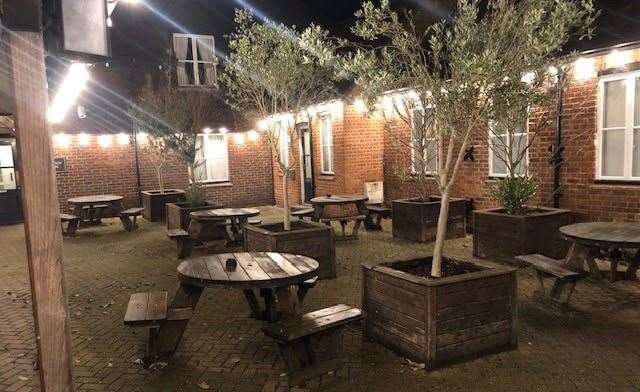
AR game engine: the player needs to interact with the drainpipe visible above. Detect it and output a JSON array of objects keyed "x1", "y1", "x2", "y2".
[
  {"x1": 551, "y1": 70, "x2": 565, "y2": 208},
  {"x1": 133, "y1": 127, "x2": 143, "y2": 206}
]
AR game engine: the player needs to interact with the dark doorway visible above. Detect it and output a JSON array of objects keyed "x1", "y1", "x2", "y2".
[
  {"x1": 298, "y1": 123, "x2": 315, "y2": 203},
  {"x1": 0, "y1": 136, "x2": 22, "y2": 224}
]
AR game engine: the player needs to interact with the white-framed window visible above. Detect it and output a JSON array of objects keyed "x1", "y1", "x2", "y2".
[
  {"x1": 597, "y1": 72, "x2": 640, "y2": 180},
  {"x1": 173, "y1": 33, "x2": 217, "y2": 87},
  {"x1": 488, "y1": 121, "x2": 529, "y2": 177},
  {"x1": 194, "y1": 133, "x2": 229, "y2": 183},
  {"x1": 410, "y1": 108, "x2": 438, "y2": 174},
  {"x1": 319, "y1": 114, "x2": 334, "y2": 174}
]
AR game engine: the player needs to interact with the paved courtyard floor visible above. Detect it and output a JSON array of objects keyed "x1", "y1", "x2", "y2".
[{"x1": 1, "y1": 205, "x2": 640, "y2": 391}]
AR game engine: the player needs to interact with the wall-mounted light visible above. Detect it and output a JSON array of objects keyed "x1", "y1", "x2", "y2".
[
  {"x1": 202, "y1": 127, "x2": 212, "y2": 134},
  {"x1": 353, "y1": 98, "x2": 368, "y2": 113},
  {"x1": 247, "y1": 130, "x2": 259, "y2": 141},
  {"x1": 53, "y1": 133, "x2": 71, "y2": 148},
  {"x1": 78, "y1": 133, "x2": 91, "y2": 146},
  {"x1": 607, "y1": 49, "x2": 631, "y2": 68},
  {"x1": 98, "y1": 134, "x2": 112, "y2": 148},
  {"x1": 234, "y1": 133, "x2": 245, "y2": 144},
  {"x1": 573, "y1": 57, "x2": 595, "y2": 80},
  {"x1": 137, "y1": 132, "x2": 148, "y2": 145},
  {"x1": 117, "y1": 133, "x2": 130, "y2": 145},
  {"x1": 219, "y1": 127, "x2": 229, "y2": 134}
]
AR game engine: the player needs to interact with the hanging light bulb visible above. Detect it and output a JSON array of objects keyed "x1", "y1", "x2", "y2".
[
  {"x1": 78, "y1": 133, "x2": 91, "y2": 146},
  {"x1": 98, "y1": 134, "x2": 112, "y2": 147},
  {"x1": 234, "y1": 133, "x2": 245, "y2": 144},
  {"x1": 117, "y1": 133, "x2": 130, "y2": 145},
  {"x1": 247, "y1": 130, "x2": 259, "y2": 141}
]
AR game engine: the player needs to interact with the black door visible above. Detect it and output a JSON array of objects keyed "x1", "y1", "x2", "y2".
[
  {"x1": 0, "y1": 138, "x2": 22, "y2": 224},
  {"x1": 299, "y1": 125, "x2": 315, "y2": 203}
]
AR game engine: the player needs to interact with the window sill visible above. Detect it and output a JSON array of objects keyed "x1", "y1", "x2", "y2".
[
  {"x1": 198, "y1": 181, "x2": 232, "y2": 188},
  {"x1": 593, "y1": 180, "x2": 640, "y2": 188}
]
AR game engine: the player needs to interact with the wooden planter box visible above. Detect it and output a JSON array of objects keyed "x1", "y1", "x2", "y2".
[
  {"x1": 392, "y1": 197, "x2": 466, "y2": 243},
  {"x1": 166, "y1": 201, "x2": 223, "y2": 231},
  {"x1": 244, "y1": 221, "x2": 336, "y2": 279},
  {"x1": 473, "y1": 207, "x2": 572, "y2": 264},
  {"x1": 362, "y1": 258, "x2": 517, "y2": 368},
  {"x1": 141, "y1": 189, "x2": 185, "y2": 222}
]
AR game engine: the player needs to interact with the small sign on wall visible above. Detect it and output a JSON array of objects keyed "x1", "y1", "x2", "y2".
[{"x1": 53, "y1": 157, "x2": 67, "y2": 173}]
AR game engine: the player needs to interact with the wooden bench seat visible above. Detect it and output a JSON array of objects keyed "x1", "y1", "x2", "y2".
[
  {"x1": 261, "y1": 304, "x2": 363, "y2": 386},
  {"x1": 165, "y1": 228, "x2": 193, "y2": 259},
  {"x1": 364, "y1": 204, "x2": 391, "y2": 231},
  {"x1": 320, "y1": 215, "x2": 366, "y2": 239},
  {"x1": 120, "y1": 207, "x2": 144, "y2": 231},
  {"x1": 60, "y1": 213, "x2": 80, "y2": 237},
  {"x1": 124, "y1": 291, "x2": 193, "y2": 364},
  {"x1": 516, "y1": 254, "x2": 588, "y2": 307}
]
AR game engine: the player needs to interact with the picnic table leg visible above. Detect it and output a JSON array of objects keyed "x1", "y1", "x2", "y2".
[
  {"x1": 275, "y1": 286, "x2": 301, "y2": 321},
  {"x1": 260, "y1": 288, "x2": 278, "y2": 322},
  {"x1": 564, "y1": 243, "x2": 602, "y2": 280},
  {"x1": 156, "y1": 283, "x2": 203, "y2": 356},
  {"x1": 72, "y1": 204, "x2": 84, "y2": 221},
  {"x1": 243, "y1": 289, "x2": 263, "y2": 319},
  {"x1": 311, "y1": 205, "x2": 324, "y2": 223},
  {"x1": 625, "y1": 249, "x2": 640, "y2": 280}
]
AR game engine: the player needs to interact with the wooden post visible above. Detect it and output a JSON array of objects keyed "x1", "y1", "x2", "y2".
[{"x1": 8, "y1": 30, "x2": 74, "y2": 390}]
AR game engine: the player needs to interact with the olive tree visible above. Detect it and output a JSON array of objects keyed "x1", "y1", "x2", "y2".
[
  {"x1": 305, "y1": 0, "x2": 595, "y2": 276},
  {"x1": 130, "y1": 67, "x2": 225, "y2": 206},
  {"x1": 221, "y1": 10, "x2": 337, "y2": 230}
]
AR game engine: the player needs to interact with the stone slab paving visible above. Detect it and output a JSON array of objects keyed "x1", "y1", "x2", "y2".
[{"x1": 1, "y1": 205, "x2": 639, "y2": 391}]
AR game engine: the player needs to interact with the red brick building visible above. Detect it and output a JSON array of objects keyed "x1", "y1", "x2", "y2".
[{"x1": 274, "y1": 43, "x2": 640, "y2": 223}]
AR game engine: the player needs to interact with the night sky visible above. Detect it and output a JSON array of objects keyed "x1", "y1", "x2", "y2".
[{"x1": 109, "y1": 0, "x2": 640, "y2": 61}]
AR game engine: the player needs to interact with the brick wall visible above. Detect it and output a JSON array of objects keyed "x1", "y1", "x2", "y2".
[
  {"x1": 383, "y1": 51, "x2": 640, "y2": 223},
  {"x1": 53, "y1": 132, "x2": 274, "y2": 212},
  {"x1": 272, "y1": 101, "x2": 385, "y2": 207}
]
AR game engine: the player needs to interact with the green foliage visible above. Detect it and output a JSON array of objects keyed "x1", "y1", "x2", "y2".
[
  {"x1": 221, "y1": 10, "x2": 338, "y2": 156},
  {"x1": 491, "y1": 176, "x2": 539, "y2": 215},
  {"x1": 129, "y1": 63, "x2": 226, "y2": 206},
  {"x1": 185, "y1": 183, "x2": 207, "y2": 207},
  {"x1": 302, "y1": 0, "x2": 596, "y2": 273}
]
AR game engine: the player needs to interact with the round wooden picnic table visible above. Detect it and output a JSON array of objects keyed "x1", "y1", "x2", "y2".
[
  {"x1": 68, "y1": 194, "x2": 124, "y2": 225},
  {"x1": 154, "y1": 252, "x2": 320, "y2": 356},
  {"x1": 189, "y1": 208, "x2": 260, "y2": 245},
  {"x1": 559, "y1": 222, "x2": 640, "y2": 281},
  {"x1": 309, "y1": 195, "x2": 369, "y2": 239}
]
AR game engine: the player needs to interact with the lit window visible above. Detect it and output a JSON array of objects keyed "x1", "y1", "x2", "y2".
[
  {"x1": 597, "y1": 72, "x2": 640, "y2": 180},
  {"x1": 194, "y1": 133, "x2": 229, "y2": 183},
  {"x1": 489, "y1": 121, "x2": 529, "y2": 177},
  {"x1": 410, "y1": 108, "x2": 438, "y2": 174},
  {"x1": 173, "y1": 33, "x2": 217, "y2": 87},
  {"x1": 320, "y1": 114, "x2": 334, "y2": 174}
]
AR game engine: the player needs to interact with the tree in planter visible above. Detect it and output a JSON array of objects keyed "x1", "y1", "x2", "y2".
[
  {"x1": 130, "y1": 67, "x2": 226, "y2": 206},
  {"x1": 305, "y1": 0, "x2": 595, "y2": 276},
  {"x1": 221, "y1": 10, "x2": 337, "y2": 230},
  {"x1": 141, "y1": 135, "x2": 170, "y2": 194}
]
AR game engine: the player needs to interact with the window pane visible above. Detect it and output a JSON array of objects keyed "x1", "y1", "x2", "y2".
[
  {"x1": 321, "y1": 117, "x2": 332, "y2": 146},
  {"x1": 511, "y1": 134, "x2": 528, "y2": 175},
  {"x1": 322, "y1": 146, "x2": 332, "y2": 172},
  {"x1": 0, "y1": 145, "x2": 14, "y2": 167},
  {"x1": 205, "y1": 135, "x2": 228, "y2": 182},
  {"x1": 603, "y1": 79, "x2": 626, "y2": 128},
  {"x1": 491, "y1": 135, "x2": 508, "y2": 175},
  {"x1": 0, "y1": 168, "x2": 16, "y2": 190},
  {"x1": 602, "y1": 129, "x2": 625, "y2": 176},
  {"x1": 425, "y1": 141, "x2": 437, "y2": 173},
  {"x1": 635, "y1": 78, "x2": 640, "y2": 127},
  {"x1": 634, "y1": 129, "x2": 640, "y2": 177}
]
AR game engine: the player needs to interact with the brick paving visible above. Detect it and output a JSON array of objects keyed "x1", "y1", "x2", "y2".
[{"x1": 1, "y1": 205, "x2": 640, "y2": 391}]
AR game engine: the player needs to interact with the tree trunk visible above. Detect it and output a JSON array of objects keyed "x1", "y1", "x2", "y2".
[
  {"x1": 157, "y1": 167, "x2": 164, "y2": 194},
  {"x1": 283, "y1": 171, "x2": 291, "y2": 231},
  {"x1": 431, "y1": 190, "x2": 450, "y2": 277}
]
